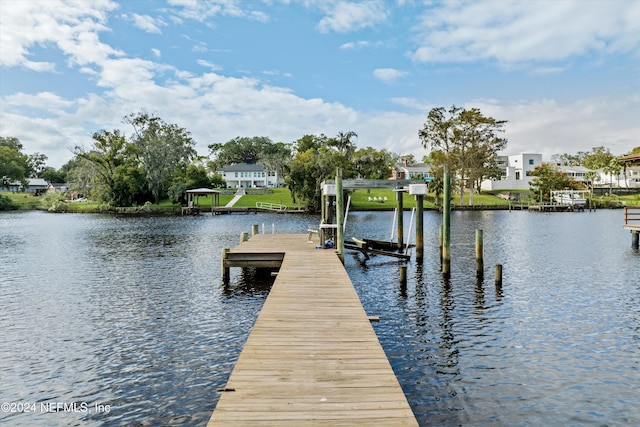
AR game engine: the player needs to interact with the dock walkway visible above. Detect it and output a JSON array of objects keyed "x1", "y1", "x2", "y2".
[{"x1": 209, "y1": 234, "x2": 418, "y2": 426}]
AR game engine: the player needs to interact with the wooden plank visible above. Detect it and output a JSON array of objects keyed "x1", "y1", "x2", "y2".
[{"x1": 209, "y1": 235, "x2": 418, "y2": 426}]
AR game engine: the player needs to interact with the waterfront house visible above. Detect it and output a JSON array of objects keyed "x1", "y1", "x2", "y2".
[
  {"x1": 217, "y1": 162, "x2": 282, "y2": 188},
  {"x1": 481, "y1": 153, "x2": 542, "y2": 191},
  {"x1": 391, "y1": 161, "x2": 432, "y2": 181},
  {"x1": 5, "y1": 178, "x2": 50, "y2": 194},
  {"x1": 596, "y1": 165, "x2": 640, "y2": 188}
]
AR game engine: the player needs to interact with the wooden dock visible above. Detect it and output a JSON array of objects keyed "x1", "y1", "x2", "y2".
[{"x1": 210, "y1": 234, "x2": 418, "y2": 426}]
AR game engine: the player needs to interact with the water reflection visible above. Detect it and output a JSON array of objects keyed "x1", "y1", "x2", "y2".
[{"x1": 1, "y1": 210, "x2": 639, "y2": 426}]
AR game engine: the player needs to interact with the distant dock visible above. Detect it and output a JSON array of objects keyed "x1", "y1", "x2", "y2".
[
  {"x1": 623, "y1": 207, "x2": 640, "y2": 249},
  {"x1": 211, "y1": 234, "x2": 418, "y2": 426}
]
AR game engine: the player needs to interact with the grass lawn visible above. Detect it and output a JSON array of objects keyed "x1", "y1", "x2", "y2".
[{"x1": 1, "y1": 191, "x2": 41, "y2": 209}]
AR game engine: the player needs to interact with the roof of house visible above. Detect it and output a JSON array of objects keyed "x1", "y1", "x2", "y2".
[
  {"x1": 398, "y1": 163, "x2": 431, "y2": 171},
  {"x1": 219, "y1": 162, "x2": 265, "y2": 172},
  {"x1": 619, "y1": 153, "x2": 640, "y2": 164},
  {"x1": 9, "y1": 178, "x2": 49, "y2": 187},
  {"x1": 559, "y1": 165, "x2": 591, "y2": 173}
]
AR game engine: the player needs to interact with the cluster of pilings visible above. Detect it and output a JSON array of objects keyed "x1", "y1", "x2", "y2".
[{"x1": 325, "y1": 166, "x2": 503, "y2": 286}]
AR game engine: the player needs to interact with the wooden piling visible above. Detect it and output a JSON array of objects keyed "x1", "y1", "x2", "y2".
[
  {"x1": 221, "y1": 248, "x2": 230, "y2": 284},
  {"x1": 495, "y1": 264, "x2": 503, "y2": 287},
  {"x1": 632, "y1": 230, "x2": 639, "y2": 250},
  {"x1": 439, "y1": 224, "x2": 443, "y2": 266},
  {"x1": 336, "y1": 168, "x2": 344, "y2": 262},
  {"x1": 240, "y1": 231, "x2": 249, "y2": 243},
  {"x1": 442, "y1": 166, "x2": 451, "y2": 277},
  {"x1": 252, "y1": 224, "x2": 259, "y2": 236},
  {"x1": 415, "y1": 194, "x2": 424, "y2": 262},
  {"x1": 396, "y1": 189, "x2": 404, "y2": 251},
  {"x1": 400, "y1": 265, "x2": 407, "y2": 285},
  {"x1": 475, "y1": 229, "x2": 484, "y2": 278}
]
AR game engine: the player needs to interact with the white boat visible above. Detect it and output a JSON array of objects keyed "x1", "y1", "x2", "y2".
[{"x1": 551, "y1": 190, "x2": 588, "y2": 207}]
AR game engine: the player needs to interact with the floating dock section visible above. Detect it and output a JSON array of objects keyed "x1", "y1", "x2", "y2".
[{"x1": 211, "y1": 234, "x2": 418, "y2": 426}]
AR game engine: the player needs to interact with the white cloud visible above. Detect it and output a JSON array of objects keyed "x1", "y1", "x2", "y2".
[
  {"x1": 197, "y1": 59, "x2": 221, "y2": 70},
  {"x1": 151, "y1": 48, "x2": 162, "y2": 58},
  {"x1": 166, "y1": 0, "x2": 268, "y2": 23},
  {"x1": 0, "y1": 0, "x2": 121, "y2": 72},
  {"x1": 317, "y1": 1, "x2": 389, "y2": 33},
  {"x1": 340, "y1": 40, "x2": 371, "y2": 50},
  {"x1": 411, "y1": 1, "x2": 640, "y2": 66},
  {"x1": 373, "y1": 68, "x2": 408, "y2": 84},
  {"x1": 130, "y1": 13, "x2": 164, "y2": 34}
]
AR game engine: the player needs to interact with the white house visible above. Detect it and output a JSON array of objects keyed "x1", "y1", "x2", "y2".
[
  {"x1": 558, "y1": 165, "x2": 591, "y2": 183},
  {"x1": 481, "y1": 153, "x2": 542, "y2": 191},
  {"x1": 217, "y1": 162, "x2": 282, "y2": 188},
  {"x1": 596, "y1": 166, "x2": 640, "y2": 188},
  {"x1": 391, "y1": 162, "x2": 432, "y2": 181}
]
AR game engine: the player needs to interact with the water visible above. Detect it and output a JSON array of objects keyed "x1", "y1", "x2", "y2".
[{"x1": 0, "y1": 209, "x2": 638, "y2": 426}]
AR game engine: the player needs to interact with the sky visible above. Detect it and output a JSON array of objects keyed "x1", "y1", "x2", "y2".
[{"x1": 1, "y1": 0, "x2": 639, "y2": 169}]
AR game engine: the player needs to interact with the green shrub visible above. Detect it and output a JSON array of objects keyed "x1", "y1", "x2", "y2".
[
  {"x1": 0, "y1": 194, "x2": 15, "y2": 210},
  {"x1": 40, "y1": 191, "x2": 67, "y2": 212}
]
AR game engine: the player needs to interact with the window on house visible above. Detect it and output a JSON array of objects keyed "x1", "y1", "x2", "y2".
[{"x1": 529, "y1": 159, "x2": 534, "y2": 165}]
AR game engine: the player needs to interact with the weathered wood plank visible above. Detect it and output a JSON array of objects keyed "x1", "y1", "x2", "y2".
[{"x1": 208, "y1": 234, "x2": 418, "y2": 426}]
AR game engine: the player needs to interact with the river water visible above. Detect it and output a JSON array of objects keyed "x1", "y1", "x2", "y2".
[{"x1": 0, "y1": 209, "x2": 638, "y2": 426}]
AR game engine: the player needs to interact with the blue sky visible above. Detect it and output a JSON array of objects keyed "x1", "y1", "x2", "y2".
[{"x1": 1, "y1": 0, "x2": 639, "y2": 168}]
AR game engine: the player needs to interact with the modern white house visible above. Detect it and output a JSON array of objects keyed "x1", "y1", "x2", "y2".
[
  {"x1": 217, "y1": 162, "x2": 282, "y2": 188},
  {"x1": 481, "y1": 153, "x2": 542, "y2": 191}
]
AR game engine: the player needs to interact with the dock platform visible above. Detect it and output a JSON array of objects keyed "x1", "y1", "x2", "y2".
[{"x1": 210, "y1": 234, "x2": 418, "y2": 426}]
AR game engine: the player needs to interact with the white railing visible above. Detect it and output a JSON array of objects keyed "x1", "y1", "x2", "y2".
[{"x1": 256, "y1": 202, "x2": 287, "y2": 211}]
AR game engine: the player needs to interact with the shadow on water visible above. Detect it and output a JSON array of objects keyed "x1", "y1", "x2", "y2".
[{"x1": 221, "y1": 268, "x2": 276, "y2": 297}]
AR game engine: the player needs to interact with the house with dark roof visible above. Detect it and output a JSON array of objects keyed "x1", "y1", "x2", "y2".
[
  {"x1": 5, "y1": 178, "x2": 50, "y2": 194},
  {"x1": 217, "y1": 162, "x2": 282, "y2": 188}
]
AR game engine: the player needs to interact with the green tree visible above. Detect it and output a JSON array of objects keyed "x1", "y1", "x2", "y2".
[
  {"x1": 39, "y1": 167, "x2": 67, "y2": 184},
  {"x1": 0, "y1": 136, "x2": 29, "y2": 189},
  {"x1": 286, "y1": 134, "x2": 357, "y2": 211},
  {"x1": 419, "y1": 106, "x2": 507, "y2": 206},
  {"x1": 529, "y1": 163, "x2": 580, "y2": 202},
  {"x1": 582, "y1": 146, "x2": 614, "y2": 170},
  {"x1": 352, "y1": 147, "x2": 395, "y2": 179},
  {"x1": 603, "y1": 158, "x2": 622, "y2": 194},
  {"x1": 27, "y1": 152, "x2": 48, "y2": 178},
  {"x1": 126, "y1": 112, "x2": 196, "y2": 204},
  {"x1": 208, "y1": 136, "x2": 274, "y2": 168},
  {"x1": 259, "y1": 141, "x2": 293, "y2": 181},
  {"x1": 328, "y1": 131, "x2": 358, "y2": 160},
  {"x1": 167, "y1": 162, "x2": 212, "y2": 203},
  {"x1": 74, "y1": 129, "x2": 137, "y2": 203}
]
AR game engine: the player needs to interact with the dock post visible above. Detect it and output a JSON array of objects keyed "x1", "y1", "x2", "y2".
[
  {"x1": 221, "y1": 248, "x2": 230, "y2": 284},
  {"x1": 399, "y1": 265, "x2": 407, "y2": 286},
  {"x1": 252, "y1": 224, "x2": 259, "y2": 236},
  {"x1": 240, "y1": 231, "x2": 248, "y2": 243},
  {"x1": 495, "y1": 264, "x2": 503, "y2": 287},
  {"x1": 442, "y1": 166, "x2": 451, "y2": 277},
  {"x1": 475, "y1": 229, "x2": 484, "y2": 279},
  {"x1": 416, "y1": 194, "x2": 424, "y2": 262},
  {"x1": 336, "y1": 168, "x2": 344, "y2": 262},
  {"x1": 632, "y1": 230, "x2": 639, "y2": 250},
  {"x1": 439, "y1": 224, "x2": 443, "y2": 266},
  {"x1": 396, "y1": 188, "x2": 404, "y2": 251}
]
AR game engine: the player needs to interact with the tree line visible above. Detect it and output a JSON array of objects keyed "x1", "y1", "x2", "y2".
[{"x1": 3, "y1": 106, "x2": 637, "y2": 210}]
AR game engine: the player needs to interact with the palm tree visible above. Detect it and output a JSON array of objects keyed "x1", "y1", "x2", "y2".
[
  {"x1": 331, "y1": 131, "x2": 358, "y2": 160},
  {"x1": 603, "y1": 158, "x2": 622, "y2": 195}
]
